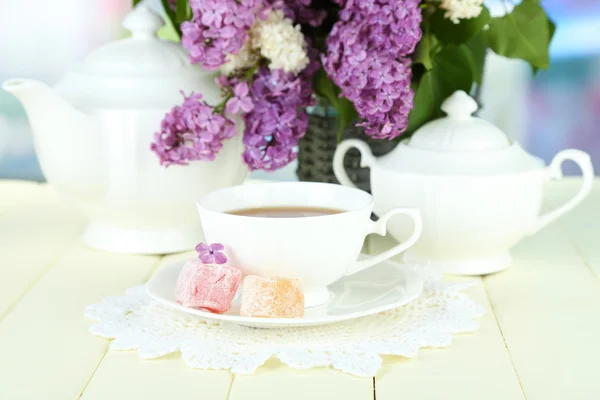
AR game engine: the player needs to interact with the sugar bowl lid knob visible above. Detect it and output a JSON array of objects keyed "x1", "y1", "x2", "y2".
[
  {"x1": 123, "y1": 5, "x2": 164, "y2": 39},
  {"x1": 441, "y1": 90, "x2": 479, "y2": 120}
]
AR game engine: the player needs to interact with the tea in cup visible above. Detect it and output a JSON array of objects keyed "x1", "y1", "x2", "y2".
[{"x1": 197, "y1": 182, "x2": 421, "y2": 307}]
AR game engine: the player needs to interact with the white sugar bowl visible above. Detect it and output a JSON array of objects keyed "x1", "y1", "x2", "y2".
[{"x1": 333, "y1": 91, "x2": 594, "y2": 275}]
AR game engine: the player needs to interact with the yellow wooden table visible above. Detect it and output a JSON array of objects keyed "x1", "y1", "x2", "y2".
[{"x1": 1, "y1": 179, "x2": 599, "y2": 400}]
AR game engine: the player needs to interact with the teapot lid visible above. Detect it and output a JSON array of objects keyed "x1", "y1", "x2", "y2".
[
  {"x1": 376, "y1": 91, "x2": 544, "y2": 176},
  {"x1": 408, "y1": 91, "x2": 510, "y2": 152},
  {"x1": 55, "y1": 6, "x2": 221, "y2": 108}
]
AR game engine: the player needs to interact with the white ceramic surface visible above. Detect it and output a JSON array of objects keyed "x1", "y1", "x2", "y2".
[
  {"x1": 147, "y1": 258, "x2": 424, "y2": 328},
  {"x1": 1, "y1": 6, "x2": 247, "y2": 254},
  {"x1": 196, "y1": 182, "x2": 422, "y2": 307},
  {"x1": 333, "y1": 91, "x2": 595, "y2": 275}
]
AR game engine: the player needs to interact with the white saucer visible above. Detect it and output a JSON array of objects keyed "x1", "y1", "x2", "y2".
[{"x1": 147, "y1": 259, "x2": 423, "y2": 328}]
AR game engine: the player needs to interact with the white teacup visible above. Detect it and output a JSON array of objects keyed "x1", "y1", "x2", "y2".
[{"x1": 197, "y1": 182, "x2": 422, "y2": 307}]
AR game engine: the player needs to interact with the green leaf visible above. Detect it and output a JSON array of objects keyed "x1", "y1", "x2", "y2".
[
  {"x1": 312, "y1": 68, "x2": 340, "y2": 108},
  {"x1": 466, "y1": 32, "x2": 487, "y2": 84},
  {"x1": 485, "y1": 0, "x2": 552, "y2": 71},
  {"x1": 431, "y1": 5, "x2": 491, "y2": 44},
  {"x1": 532, "y1": 17, "x2": 557, "y2": 74},
  {"x1": 161, "y1": 0, "x2": 181, "y2": 39},
  {"x1": 413, "y1": 31, "x2": 436, "y2": 71},
  {"x1": 336, "y1": 98, "x2": 358, "y2": 142},
  {"x1": 407, "y1": 44, "x2": 475, "y2": 135},
  {"x1": 133, "y1": 0, "x2": 143, "y2": 6},
  {"x1": 176, "y1": 0, "x2": 192, "y2": 23},
  {"x1": 312, "y1": 68, "x2": 358, "y2": 142},
  {"x1": 548, "y1": 17, "x2": 557, "y2": 42}
]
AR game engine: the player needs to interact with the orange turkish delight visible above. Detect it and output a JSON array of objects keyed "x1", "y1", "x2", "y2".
[{"x1": 240, "y1": 276, "x2": 304, "y2": 318}]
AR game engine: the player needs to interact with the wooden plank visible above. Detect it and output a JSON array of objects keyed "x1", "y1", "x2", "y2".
[
  {"x1": 542, "y1": 179, "x2": 600, "y2": 280},
  {"x1": 229, "y1": 359, "x2": 373, "y2": 400},
  {"x1": 371, "y1": 236, "x2": 524, "y2": 400},
  {"x1": 0, "y1": 181, "x2": 46, "y2": 213},
  {"x1": 0, "y1": 245, "x2": 159, "y2": 400},
  {"x1": 0, "y1": 179, "x2": 597, "y2": 400},
  {"x1": 80, "y1": 252, "x2": 233, "y2": 400},
  {"x1": 0, "y1": 182, "x2": 86, "y2": 320},
  {"x1": 80, "y1": 352, "x2": 232, "y2": 400},
  {"x1": 484, "y1": 199, "x2": 600, "y2": 400},
  {"x1": 0, "y1": 181, "x2": 76, "y2": 218},
  {"x1": 377, "y1": 282, "x2": 524, "y2": 400}
]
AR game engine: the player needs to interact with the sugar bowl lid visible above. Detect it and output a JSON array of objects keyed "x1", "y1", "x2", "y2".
[
  {"x1": 408, "y1": 91, "x2": 510, "y2": 151},
  {"x1": 54, "y1": 6, "x2": 221, "y2": 108},
  {"x1": 376, "y1": 91, "x2": 544, "y2": 175}
]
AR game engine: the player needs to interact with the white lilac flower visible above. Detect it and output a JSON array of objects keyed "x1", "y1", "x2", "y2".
[
  {"x1": 253, "y1": 10, "x2": 309, "y2": 74},
  {"x1": 220, "y1": 41, "x2": 258, "y2": 75},
  {"x1": 440, "y1": 0, "x2": 484, "y2": 24}
]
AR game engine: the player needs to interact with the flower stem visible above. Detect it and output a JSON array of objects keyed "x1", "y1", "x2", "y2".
[
  {"x1": 242, "y1": 65, "x2": 258, "y2": 81},
  {"x1": 214, "y1": 65, "x2": 259, "y2": 114},
  {"x1": 214, "y1": 93, "x2": 233, "y2": 114}
]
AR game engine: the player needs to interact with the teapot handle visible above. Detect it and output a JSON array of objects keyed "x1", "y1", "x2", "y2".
[
  {"x1": 529, "y1": 149, "x2": 594, "y2": 235},
  {"x1": 333, "y1": 139, "x2": 376, "y2": 189}
]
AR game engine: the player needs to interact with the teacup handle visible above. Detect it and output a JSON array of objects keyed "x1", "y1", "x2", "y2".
[
  {"x1": 528, "y1": 149, "x2": 594, "y2": 235},
  {"x1": 346, "y1": 208, "x2": 422, "y2": 276},
  {"x1": 333, "y1": 139, "x2": 375, "y2": 188}
]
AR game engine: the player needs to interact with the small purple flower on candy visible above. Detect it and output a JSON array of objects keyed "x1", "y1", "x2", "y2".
[
  {"x1": 225, "y1": 83, "x2": 254, "y2": 114},
  {"x1": 196, "y1": 242, "x2": 228, "y2": 264}
]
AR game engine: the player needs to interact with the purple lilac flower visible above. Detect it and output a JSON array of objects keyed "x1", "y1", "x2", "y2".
[
  {"x1": 151, "y1": 92, "x2": 237, "y2": 166},
  {"x1": 322, "y1": 0, "x2": 422, "y2": 139},
  {"x1": 226, "y1": 82, "x2": 255, "y2": 114},
  {"x1": 265, "y1": 0, "x2": 326, "y2": 26},
  {"x1": 168, "y1": 1, "x2": 321, "y2": 171},
  {"x1": 301, "y1": 39, "x2": 321, "y2": 104},
  {"x1": 238, "y1": 65, "x2": 314, "y2": 171},
  {"x1": 209, "y1": 37, "x2": 317, "y2": 172},
  {"x1": 196, "y1": 243, "x2": 228, "y2": 264},
  {"x1": 182, "y1": 0, "x2": 264, "y2": 70}
]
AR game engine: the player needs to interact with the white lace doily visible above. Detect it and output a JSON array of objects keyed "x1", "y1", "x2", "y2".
[{"x1": 85, "y1": 265, "x2": 484, "y2": 377}]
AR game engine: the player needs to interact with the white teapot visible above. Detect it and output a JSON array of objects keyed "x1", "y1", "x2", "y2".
[
  {"x1": 334, "y1": 91, "x2": 594, "y2": 275},
  {"x1": 2, "y1": 6, "x2": 247, "y2": 254}
]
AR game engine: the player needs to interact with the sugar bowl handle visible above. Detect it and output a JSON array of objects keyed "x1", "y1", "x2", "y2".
[
  {"x1": 345, "y1": 208, "x2": 422, "y2": 277},
  {"x1": 333, "y1": 139, "x2": 376, "y2": 189},
  {"x1": 529, "y1": 149, "x2": 594, "y2": 235}
]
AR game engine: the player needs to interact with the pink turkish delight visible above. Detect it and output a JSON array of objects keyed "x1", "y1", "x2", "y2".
[
  {"x1": 175, "y1": 260, "x2": 242, "y2": 313},
  {"x1": 240, "y1": 276, "x2": 304, "y2": 318}
]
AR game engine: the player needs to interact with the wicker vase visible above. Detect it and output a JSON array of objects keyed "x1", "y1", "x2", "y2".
[{"x1": 296, "y1": 105, "x2": 397, "y2": 193}]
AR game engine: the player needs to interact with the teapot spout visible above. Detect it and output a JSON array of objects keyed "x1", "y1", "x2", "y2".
[
  {"x1": 2, "y1": 78, "x2": 92, "y2": 137},
  {"x1": 2, "y1": 78, "x2": 104, "y2": 202}
]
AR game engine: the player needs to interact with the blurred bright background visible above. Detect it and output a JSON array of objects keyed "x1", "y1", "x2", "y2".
[{"x1": 0, "y1": 0, "x2": 599, "y2": 181}]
